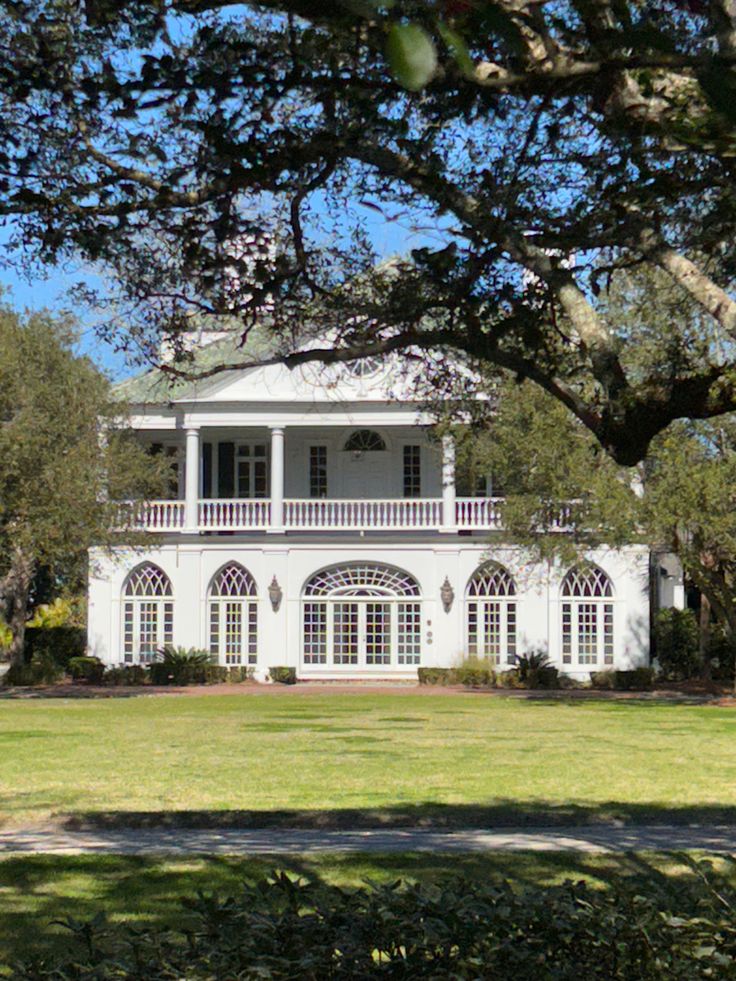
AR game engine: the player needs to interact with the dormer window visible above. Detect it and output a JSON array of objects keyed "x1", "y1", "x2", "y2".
[{"x1": 343, "y1": 430, "x2": 386, "y2": 454}]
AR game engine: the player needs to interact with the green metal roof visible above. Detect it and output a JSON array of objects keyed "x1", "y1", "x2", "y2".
[{"x1": 112, "y1": 326, "x2": 279, "y2": 405}]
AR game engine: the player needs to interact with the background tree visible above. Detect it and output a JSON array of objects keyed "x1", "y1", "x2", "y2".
[
  {"x1": 2, "y1": 1, "x2": 736, "y2": 463},
  {"x1": 0, "y1": 303, "x2": 167, "y2": 664},
  {"x1": 471, "y1": 371, "x2": 736, "y2": 670}
]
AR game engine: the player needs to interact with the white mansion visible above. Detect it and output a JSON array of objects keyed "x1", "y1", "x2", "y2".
[{"x1": 87, "y1": 335, "x2": 680, "y2": 680}]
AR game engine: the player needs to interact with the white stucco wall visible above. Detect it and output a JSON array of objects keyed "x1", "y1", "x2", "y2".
[{"x1": 88, "y1": 540, "x2": 651, "y2": 680}]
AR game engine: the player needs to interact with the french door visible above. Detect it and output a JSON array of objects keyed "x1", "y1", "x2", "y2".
[
  {"x1": 303, "y1": 598, "x2": 421, "y2": 669},
  {"x1": 333, "y1": 601, "x2": 391, "y2": 666}
]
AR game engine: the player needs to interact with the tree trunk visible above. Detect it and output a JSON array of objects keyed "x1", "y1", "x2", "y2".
[
  {"x1": 699, "y1": 593, "x2": 712, "y2": 682},
  {"x1": 0, "y1": 550, "x2": 34, "y2": 665}
]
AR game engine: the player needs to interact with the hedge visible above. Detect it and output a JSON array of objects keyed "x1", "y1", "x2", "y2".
[{"x1": 15, "y1": 867, "x2": 736, "y2": 979}]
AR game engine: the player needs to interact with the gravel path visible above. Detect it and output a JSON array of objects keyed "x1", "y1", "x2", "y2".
[{"x1": 2, "y1": 825, "x2": 736, "y2": 855}]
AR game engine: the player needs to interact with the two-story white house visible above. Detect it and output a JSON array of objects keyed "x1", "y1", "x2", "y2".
[{"x1": 87, "y1": 333, "x2": 666, "y2": 680}]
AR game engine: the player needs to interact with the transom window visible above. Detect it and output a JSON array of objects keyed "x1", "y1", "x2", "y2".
[
  {"x1": 302, "y1": 563, "x2": 421, "y2": 669},
  {"x1": 561, "y1": 565, "x2": 614, "y2": 666},
  {"x1": 466, "y1": 562, "x2": 517, "y2": 665},
  {"x1": 343, "y1": 430, "x2": 386, "y2": 453},
  {"x1": 236, "y1": 443, "x2": 268, "y2": 498},
  {"x1": 122, "y1": 563, "x2": 173, "y2": 664},
  {"x1": 208, "y1": 563, "x2": 258, "y2": 666}
]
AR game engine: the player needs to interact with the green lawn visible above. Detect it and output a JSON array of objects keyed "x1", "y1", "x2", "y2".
[
  {"x1": 2, "y1": 851, "x2": 734, "y2": 971},
  {"x1": 2, "y1": 690, "x2": 736, "y2": 828}
]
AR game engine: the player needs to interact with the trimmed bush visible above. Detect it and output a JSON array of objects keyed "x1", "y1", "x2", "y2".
[
  {"x1": 23, "y1": 625, "x2": 86, "y2": 668},
  {"x1": 654, "y1": 608, "x2": 700, "y2": 680},
  {"x1": 417, "y1": 667, "x2": 452, "y2": 685},
  {"x1": 453, "y1": 656, "x2": 496, "y2": 688},
  {"x1": 270, "y1": 666, "x2": 297, "y2": 685},
  {"x1": 615, "y1": 667, "x2": 655, "y2": 690},
  {"x1": 4, "y1": 654, "x2": 63, "y2": 686},
  {"x1": 226, "y1": 666, "x2": 255, "y2": 683},
  {"x1": 103, "y1": 665, "x2": 149, "y2": 686},
  {"x1": 17, "y1": 866, "x2": 736, "y2": 979},
  {"x1": 590, "y1": 669, "x2": 616, "y2": 690},
  {"x1": 67, "y1": 656, "x2": 105, "y2": 683},
  {"x1": 591, "y1": 667, "x2": 655, "y2": 690}
]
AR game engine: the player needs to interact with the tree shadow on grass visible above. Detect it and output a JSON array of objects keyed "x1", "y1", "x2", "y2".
[{"x1": 56, "y1": 799, "x2": 736, "y2": 832}]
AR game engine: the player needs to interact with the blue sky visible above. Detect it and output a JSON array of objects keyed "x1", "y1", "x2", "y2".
[{"x1": 0, "y1": 259, "x2": 135, "y2": 381}]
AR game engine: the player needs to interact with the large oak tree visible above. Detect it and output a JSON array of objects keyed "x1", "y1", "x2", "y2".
[{"x1": 2, "y1": 0, "x2": 736, "y2": 462}]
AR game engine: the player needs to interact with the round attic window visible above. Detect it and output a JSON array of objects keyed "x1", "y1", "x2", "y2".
[{"x1": 346, "y1": 355, "x2": 382, "y2": 378}]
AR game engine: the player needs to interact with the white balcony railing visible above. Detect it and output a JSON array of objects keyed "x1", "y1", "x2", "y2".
[
  {"x1": 125, "y1": 500, "x2": 186, "y2": 530},
  {"x1": 120, "y1": 496, "x2": 521, "y2": 532},
  {"x1": 200, "y1": 499, "x2": 271, "y2": 530},
  {"x1": 456, "y1": 497, "x2": 503, "y2": 530},
  {"x1": 284, "y1": 498, "x2": 444, "y2": 530}
]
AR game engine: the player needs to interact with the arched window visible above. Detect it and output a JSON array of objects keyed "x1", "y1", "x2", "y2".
[
  {"x1": 561, "y1": 565, "x2": 614, "y2": 666},
  {"x1": 208, "y1": 563, "x2": 258, "y2": 666},
  {"x1": 302, "y1": 563, "x2": 421, "y2": 669},
  {"x1": 122, "y1": 563, "x2": 173, "y2": 664},
  {"x1": 343, "y1": 430, "x2": 386, "y2": 453},
  {"x1": 466, "y1": 563, "x2": 517, "y2": 665}
]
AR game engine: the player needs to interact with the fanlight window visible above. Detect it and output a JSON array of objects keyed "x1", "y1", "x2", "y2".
[
  {"x1": 561, "y1": 565, "x2": 614, "y2": 667},
  {"x1": 208, "y1": 563, "x2": 258, "y2": 666},
  {"x1": 124, "y1": 563, "x2": 172, "y2": 598},
  {"x1": 466, "y1": 562, "x2": 517, "y2": 665},
  {"x1": 561, "y1": 565, "x2": 613, "y2": 598},
  {"x1": 122, "y1": 563, "x2": 173, "y2": 664},
  {"x1": 343, "y1": 430, "x2": 386, "y2": 453},
  {"x1": 304, "y1": 563, "x2": 420, "y2": 597},
  {"x1": 303, "y1": 563, "x2": 421, "y2": 669},
  {"x1": 347, "y1": 356, "x2": 382, "y2": 378}
]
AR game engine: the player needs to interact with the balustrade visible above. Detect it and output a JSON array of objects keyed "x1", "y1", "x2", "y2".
[{"x1": 118, "y1": 495, "x2": 570, "y2": 533}]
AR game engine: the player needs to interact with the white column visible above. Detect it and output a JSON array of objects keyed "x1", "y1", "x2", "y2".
[
  {"x1": 184, "y1": 427, "x2": 200, "y2": 532},
  {"x1": 269, "y1": 426, "x2": 285, "y2": 532},
  {"x1": 440, "y1": 434, "x2": 456, "y2": 532}
]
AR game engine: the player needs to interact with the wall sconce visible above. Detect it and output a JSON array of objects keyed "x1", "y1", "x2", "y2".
[
  {"x1": 440, "y1": 576, "x2": 455, "y2": 613},
  {"x1": 268, "y1": 575, "x2": 283, "y2": 612}
]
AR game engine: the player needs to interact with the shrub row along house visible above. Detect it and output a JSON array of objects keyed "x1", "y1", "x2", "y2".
[{"x1": 88, "y1": 333, "x2": 682, "y2": 680}]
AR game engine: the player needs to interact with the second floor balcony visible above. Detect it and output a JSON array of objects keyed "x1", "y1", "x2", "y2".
[{"x1": 124, "y1": 495, "x2": 519, "y2": 533}]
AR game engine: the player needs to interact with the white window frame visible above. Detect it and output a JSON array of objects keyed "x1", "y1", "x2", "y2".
[
  {"x1": 560, "y1": 565, "x2": 615, "y2": 667},
  {"x1": 235, "y1": 442, "x2": 269, "y2": 499},
  {"x1": 122, "y1": 564, "x2": 173, "y2": 664},
  {"x1": 465, "y1": 563, "x2": 517, "y2": 665},
  {"x1": 208, "y1": 563, "x2": 258, "y2": 666}
]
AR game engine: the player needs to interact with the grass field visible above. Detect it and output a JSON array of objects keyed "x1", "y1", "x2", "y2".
[
  {"x1": 2, "y1": 850, "x2": 734, "y2": 970},
  {"x1": 2, "y1": 690, "x2": 736, "y2": 828}
]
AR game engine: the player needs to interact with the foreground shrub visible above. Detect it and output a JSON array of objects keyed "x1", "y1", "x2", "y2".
[
  {"x1": 226, "y1": 665, "x2": 255, "y2": 683},
  {"x1": 67, "y1": 656, "x2": 105, "y2": 683},
  {"x1": 654, "y1": 608, "x2": 700, "y2": 680},
  {"x1": 16, "y1": 866, "x2": 736, "y2": 979},
  {"x1": 4, "y1": 654, "x2": 63, "y2": 686},
  {"x1": 417, "y1": 667, "x2": 452, "y2": 685},
  {"x1": 270, "y1": 666, "x2": 297, "y2": 685}
]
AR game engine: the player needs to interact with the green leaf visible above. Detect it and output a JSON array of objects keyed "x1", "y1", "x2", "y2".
[
  {"x1": 386, "y1": 23, "x2": 437, "y2": 92},
  {"x1": 438, "y1": 23, "x2": 474, "y2": 78}
]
